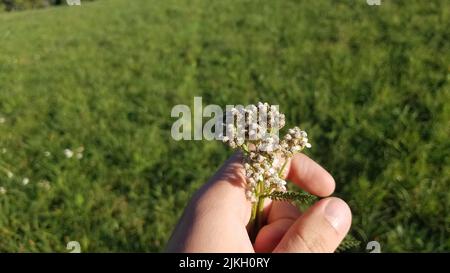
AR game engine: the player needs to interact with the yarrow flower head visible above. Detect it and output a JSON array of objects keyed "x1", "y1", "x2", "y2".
[
  {"x1": 221, "y1": 102, "x2": 311, "y2": 204},
  {"x1": 221, "y1": 102, "x2": 286, "y2": 151},
  {"x1": 219, "y1": 102, "x2": 311, "y2": 242}
]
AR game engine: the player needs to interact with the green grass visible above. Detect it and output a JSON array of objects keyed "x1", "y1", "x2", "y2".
[{"x1": 0, "y1": 0, "x2": 449, "y2": 252}]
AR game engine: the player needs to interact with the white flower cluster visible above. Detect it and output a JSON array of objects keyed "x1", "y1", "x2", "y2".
[
  {"x1": 222, "y1": 102, "x2": 285, "y2": 151},
  {"x1": 281, "y1": 127, "x2": 311, "y2": 156},
  {"x1": 244, "y1": 156, "x2": 286, "y2": 202},
  {"x1": 64, "y1": 147, "x2": 84, "y2": 160},
  {"x1": 221, "y1": 102, "x2": 311, "y2": 202}
]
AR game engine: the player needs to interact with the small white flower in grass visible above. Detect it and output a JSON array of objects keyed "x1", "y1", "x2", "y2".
[
  {"x1": 75, "y1": 146, "x2": 84, "y2": 160},
  {"x1": 44, "y1": 151, "x2": 51, "y2": 157},
  {"x1": 0, "y1": 117, "x2": 5, "y2": 124},
  {"x1": 6, "y1": 171, "x2": 13, "y2": 179},
  {"x1": 22, "y1": 178, "x2": 29, "y2": 186},
  {"x1": 38, "y1": 180, "x2": 51, "y2": 190},
  {"x1": 0, "y1": 187, "x2": 6, "y2": 194},
  {"x1": 64, "y1": 149, "x2": 74, "y2": 158}
]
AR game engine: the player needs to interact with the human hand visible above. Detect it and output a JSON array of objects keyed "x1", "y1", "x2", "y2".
[{"x1": 166, "y1": 153, "x2": 352, "y2": 252}]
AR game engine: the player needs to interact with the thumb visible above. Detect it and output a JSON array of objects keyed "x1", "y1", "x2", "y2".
[{"x1": 274, "y1": 197, "x2": 352, "y2": 253}]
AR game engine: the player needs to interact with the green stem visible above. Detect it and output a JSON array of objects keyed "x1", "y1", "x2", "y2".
[
  {"x1": 249, "y1": 181, "x2": 265, "y2": 243},
  {"x1": 255, "y1": 190, "x2": 265, "y2": 238},
  {"x1": 278, "y1": 157, "x2": 289, "y2": 177},
  {"x1": 248, "y1": 158, "x2": 290, "y2": 243},
  {"x1": 242, "y1": 144, "x2": 249, "y2": 155}
]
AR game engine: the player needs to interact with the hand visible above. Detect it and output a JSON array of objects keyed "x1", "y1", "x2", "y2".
[{"x1": 166, "y1": 153, "x2": 352, "y2": 252}]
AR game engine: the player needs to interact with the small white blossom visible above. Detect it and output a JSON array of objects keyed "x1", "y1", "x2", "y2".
[
  {"x1": 38, "y1": 180, "x2": 51, "y2": 190},
  {"x1": 73, "y1": 146, "x2": 84, "y2": 160},
  {"x1": 22, "y1": 178, "x2": 29, "y2": 185},
  {"x1": 64, "y1": 149, "x2": 74, "y2": 158},
  {"x1": 0, "y1": 187, "x2": 6, "y2": 194},
  {"x1": 268, "y1": 168, "x2": 276, "y2": 175},
  {"x1": 246, "y1": 190, "x2": 257, "y2": 203},
  {"x1": 281, "y1": 126, "x2": 311, "y2": 156},
  {"x1": 6, "y1": 171, "x2": 13, "y2": 179}
]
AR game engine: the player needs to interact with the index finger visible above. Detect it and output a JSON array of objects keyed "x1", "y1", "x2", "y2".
[{"x1": 284, "y1": 153, "x2": 335, "y2": 197}]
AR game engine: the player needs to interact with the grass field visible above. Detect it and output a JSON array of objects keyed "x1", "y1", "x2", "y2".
[{"x1": 0, "y1": 0, "x2": 449, "y2": 252}]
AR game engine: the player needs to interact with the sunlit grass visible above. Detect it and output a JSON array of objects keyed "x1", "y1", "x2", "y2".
[{"x1": 0, "y1": 0, "x2": 448, "y2": 252}]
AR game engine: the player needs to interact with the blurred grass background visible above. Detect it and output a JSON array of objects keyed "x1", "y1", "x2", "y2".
[{"x1": 0, "y1": 0, "x2": 449, "y2": 252}]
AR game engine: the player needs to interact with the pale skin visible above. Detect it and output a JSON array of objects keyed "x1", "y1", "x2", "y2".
[{"x1": 166, "y1": 153, "x2": 352, "y2": 253}]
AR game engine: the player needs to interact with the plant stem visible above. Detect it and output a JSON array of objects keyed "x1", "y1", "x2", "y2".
[
  {"x1": 249, "y1": 180, "x2": 265, "y2": 243},
  {"x1": 248, "y1": 158, "x2": 289, "y2": 243},
  {"x1": 278, "y1": 157, "x2": 288, "y2": 177}
]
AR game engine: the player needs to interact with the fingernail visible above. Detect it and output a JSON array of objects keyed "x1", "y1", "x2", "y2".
[{"x1": 324, "y1": 198, "x2": 350, "y2": 233}]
